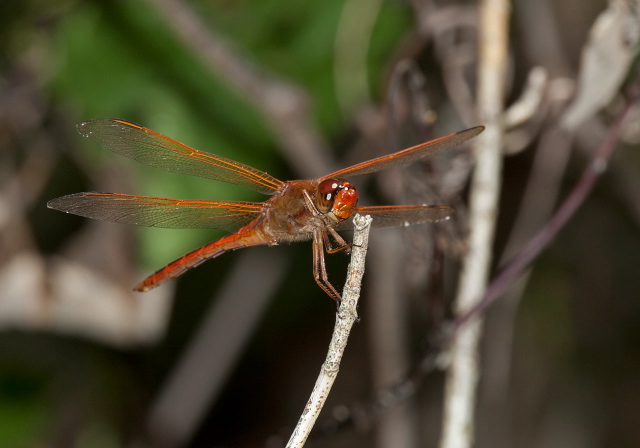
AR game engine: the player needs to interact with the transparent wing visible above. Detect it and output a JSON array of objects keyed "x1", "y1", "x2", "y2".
[
  {"x1": 324, "y1": 127, "x2": 483, "y2": 179},
  {"x1": 333, "y1": 205, "x2": 454, "y2": 230},
  {"x1": 48, "y1": 192, "x2": 264, "y2": 233},
  {"x1": 77, "y1": 119, "x2": 284, "y2": 194}
]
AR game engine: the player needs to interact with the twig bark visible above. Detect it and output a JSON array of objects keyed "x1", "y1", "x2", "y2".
[
  {"x1": 286, "y1": 214, "x2": 372, "y2": 448},
  {"x1": 440, "y1": 1, "x2": 510, "y2": 448}
]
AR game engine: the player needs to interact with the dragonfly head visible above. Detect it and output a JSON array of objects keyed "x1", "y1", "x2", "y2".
[{"x1": 316, "y1": 178, "x2": 358, "y2": 222}]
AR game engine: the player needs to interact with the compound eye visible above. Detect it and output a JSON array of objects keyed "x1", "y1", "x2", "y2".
[{"x1": 316, "y1": 179, "x2": 340, "y2": 213}]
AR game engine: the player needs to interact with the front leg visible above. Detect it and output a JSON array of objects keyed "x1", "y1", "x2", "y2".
[{"x1": 322, "y1": 226, "x2": 352, "y2": 255}]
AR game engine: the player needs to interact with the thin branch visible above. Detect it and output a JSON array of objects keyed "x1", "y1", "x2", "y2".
[
  {"x1": 440, "y1": 1, "x2": 510, "y2": 448},
  {"x1": 286, "y1": 214, "x2": 372, "y2": 448}
]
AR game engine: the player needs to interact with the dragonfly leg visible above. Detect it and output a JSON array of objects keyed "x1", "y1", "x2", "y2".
[
  {"x1": 323, "y1": 226, "x2": 352, "y2": 254},
  {"x1": 312, "y1": 231, "x2": 343, "y2": 302}
]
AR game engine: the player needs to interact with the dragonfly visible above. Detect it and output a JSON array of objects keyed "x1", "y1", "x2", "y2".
[{"x1": 48, "y1": 119, "x2": 483, "y2": 301}]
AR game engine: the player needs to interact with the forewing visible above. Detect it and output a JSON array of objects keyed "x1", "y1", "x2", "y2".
[
  {"x1": 324, "y1": 126, "x2": 483, "y2": 179},
  {"x1": 333, "y1": 205, "x2": 454, "y2": 230},
  {"x1": 47, "y1": 193, "x2": 264, "y2": 233},
  {"x1": 77, "y1": 119, "x2": 284, "y2": 194}
]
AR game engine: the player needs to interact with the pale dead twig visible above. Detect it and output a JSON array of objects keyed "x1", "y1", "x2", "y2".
[
  {"x1": 440, "y1": 1, "x2": 510, "y2": 448},
  {"x1": 286, "y1": 214, "x2": 372, "y2": 448}
]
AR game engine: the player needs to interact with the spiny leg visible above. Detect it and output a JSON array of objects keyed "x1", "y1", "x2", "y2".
[
  {"x1": 323, "y1": 226, "x2": 352, "y2": 254},
  {"x1": 312, "y1": 231, "x2": 342, "y2": 302}
]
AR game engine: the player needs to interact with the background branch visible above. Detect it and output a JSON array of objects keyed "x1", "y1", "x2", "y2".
[
  {"x1": 440, "y1": 0, "x2": 510, "y2": 447},
  {"x1": 457, "y1": 80, "x2": 640, "y2": 326},
  {"x1": 146, "y1": 0, "x2": 333, "y2": 178}
]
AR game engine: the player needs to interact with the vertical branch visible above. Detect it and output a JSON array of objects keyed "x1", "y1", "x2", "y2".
[
  {"x1": 440, "y1": 1, "x2": 510, "y2": 448},
  {"x1": 286, "y1": 214, "x2": 372, "y2": 448}
]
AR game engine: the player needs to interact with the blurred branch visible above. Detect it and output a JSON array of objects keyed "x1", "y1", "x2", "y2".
[
  {"x1": 440, "y1": 1, "x2": 510, "y2": 448},
  {"x1": 561, "y1": 0, "x2": 640, "y2": 130},
  {"x1": 514, "y1": 0, "x2": 571, "y2": 75},
  {"x1": 456, "y1": 77, "x2": 640, "y2": 328},
  {"x1": 334, "y1": 0, "x2": 383, "y2": 117},
  {"x1": 500, "y1": 126, "x2": 573, "y2": 263},
  {"x1": 473, "y1": 121, "x2": 571, "y2": 444},
  {"x1": 145, "y1": 249, "x2": 288, "y2": 448},
  {"x1": 367, "y1": 232, "x2": 416, "y2": 448},
  {"x1": 286, "y1": 214, "x2": 371, "y2": 448},
  {"x1": 427, "y1": 5, "x2": 480, "y2": 128},
  {"x1": 145, "y1": 0, "x2": 333, "y2": 178},
  {"x1": 503, "y1": 66, "x2": 548, "y2": 131}
]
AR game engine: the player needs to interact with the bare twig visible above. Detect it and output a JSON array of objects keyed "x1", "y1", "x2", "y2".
[
  {"x1": 286, "y1": 214, "x2": 372, "y2": 448},
  {"x1": 440, "y1": 1, "x2": 510, "y2": 448}
]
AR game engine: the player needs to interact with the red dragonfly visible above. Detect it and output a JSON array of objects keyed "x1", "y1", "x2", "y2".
[{"x1": 48, "y1": 119, "x2": 482, "y2": 300}]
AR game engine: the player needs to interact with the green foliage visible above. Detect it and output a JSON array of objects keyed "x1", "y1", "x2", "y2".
[{"x1": 0, "y1": 371, "x2": 47, "y2": 447}]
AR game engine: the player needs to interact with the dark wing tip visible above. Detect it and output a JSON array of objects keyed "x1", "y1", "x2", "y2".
[
  {"x1": 47, "y1": 195, "x2": 71, "y2": 211},
  {"x1": 47, "y1": 192, "x2": 98, "y2": 212},
  {"x1": 462, "y1": 125, "x2": 485, "y2": 139}
]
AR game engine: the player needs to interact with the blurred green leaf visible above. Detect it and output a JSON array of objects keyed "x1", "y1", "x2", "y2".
[{"x1": 0, "y1": 372, "x2": 47, "y2": 447}]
